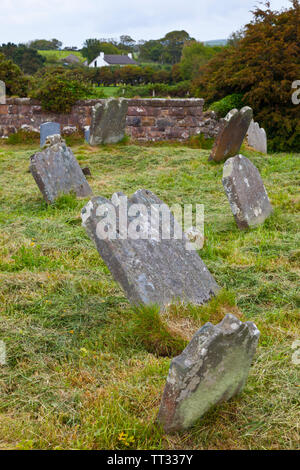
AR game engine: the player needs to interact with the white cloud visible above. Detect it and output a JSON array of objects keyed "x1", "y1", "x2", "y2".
[{"x1": 0, "y1": 0, "x2": 293, "y2": 47}]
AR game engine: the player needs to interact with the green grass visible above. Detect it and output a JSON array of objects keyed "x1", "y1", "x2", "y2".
[
  {"x1": 96, "y1": 86, "x2": 121, "y2": 98},
  {"x1": 0, "y1": 141, "x2": 299, "y2": 450},
  {"x1": 38, "y1": 50, "x2": 85, "y2": 63}
]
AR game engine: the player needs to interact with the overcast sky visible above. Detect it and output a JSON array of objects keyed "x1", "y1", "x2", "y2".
[{"x1": 0, "y1": 0, "x2": 292, "y2": 47}]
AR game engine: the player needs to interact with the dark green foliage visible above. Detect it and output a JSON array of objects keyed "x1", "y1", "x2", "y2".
[
  {"x1": 117, "y1": 81, "x2": 191, "y2": 98},
  {"x1": 29, "y1": 39, "x2": 62, "y2": 50},
  {"x1": 0, "y1": 43, "x2": 45, "y2": 74},
  {"x1": 209, "y1": 94, "x2": 245, "y2": 117}
]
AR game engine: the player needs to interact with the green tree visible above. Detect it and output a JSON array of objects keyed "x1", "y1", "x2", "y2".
[
  {"x1": 29, "y1": 39, "x2": 62, "y2": 50},
  {"x1": 0, "y1": 53, "x2": 28, "y2": 96},
  {"x1": 81, "y1": 39, "x2": 121, "y2": 63},
  {"x1": 179, "y1": 41, "x2": 222, "y2": 80},
  {"x1": 0, "y1": 43, "x2": 45, "y2": 74},
  {"x1": 161, "y1": 30, "x2": 193, "y2": 64}
]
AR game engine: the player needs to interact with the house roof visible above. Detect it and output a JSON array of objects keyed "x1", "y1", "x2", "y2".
[
  {"x1": 103, "y1": 54, "x2": 137, "y2": 65},
  {"x1": 62, "y1": 54, "x2": 81, "y2": 64}
]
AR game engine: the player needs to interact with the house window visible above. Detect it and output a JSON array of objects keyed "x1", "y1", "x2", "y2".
[{"x1": 94, "y1": 60, "x2": 97, "y2": 67}]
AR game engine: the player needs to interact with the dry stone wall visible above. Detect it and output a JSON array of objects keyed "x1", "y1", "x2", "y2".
[{"x1": 0, "y1": 98, "x2": 221, "y2": 142}]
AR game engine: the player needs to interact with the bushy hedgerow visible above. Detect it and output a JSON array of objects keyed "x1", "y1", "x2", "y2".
[
  {"x1": 0, "y1": 53, "x2": 29, "y2": 96},
  {"x1": 116, "y1": 81, "x2": 191, "y2": 98},
  {"x1": 209, "y1": 94, "x2": 245, "y2": 117}
]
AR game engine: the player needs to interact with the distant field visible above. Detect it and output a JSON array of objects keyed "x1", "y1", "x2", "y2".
[
  {"x1": 38, "y1": 50, "x2": 85, "y2": 63},
  {"x1": 97, "y1": 86, "x2": 121, "y2": 97}
]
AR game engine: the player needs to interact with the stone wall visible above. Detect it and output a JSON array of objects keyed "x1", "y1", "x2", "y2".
[{"x1": 0, "y1": 98, "x2": 221, "y2": 142}]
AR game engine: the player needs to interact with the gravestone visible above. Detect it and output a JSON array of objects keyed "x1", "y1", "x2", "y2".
[
  {"x1": 84, "y1": 126, "x2": 90, "y2": 144},
  {"x1": 40, "y1": 122, "x2": 61, "y2": 147},
  {"x1": 0, "y1": 81, "x2": 5, "y2": 104},
  {"x1": 81, "y1": 189, "x2": 219, "y2": 307},
  {"x1": 247, "y1": 120, "x2": 267, "y2": 154},
  {"x1": 222, "y1": 154, "x2": 273, "y2": 229},
  {"x1": 209, "y1": 107, "x2": 253, "y2": 162},
  {"x1": 157, "y1": 314, "x2": 260, "y2": 433},
  {"x1": 30, "y1": 135, "x2": 93, "y2": 204},
  {"x1": 89, "y1": 98, "x2": 128, "y2": 145}
]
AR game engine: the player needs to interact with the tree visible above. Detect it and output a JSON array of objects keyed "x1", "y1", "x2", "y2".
[
  {"x1": 193, "y1": 0, "x2": 300, "y2": 151},
  {"x1": 161, "y1": 30, "x2": 194, "y2": 64},
  {"x1": 29, "y1": 39, "x2": 62, "y2": 50},
  {"x1": 81, "y1": 39, "x2": 122, "y2": 63},
  {"x1": 179, "y1": 41, "x2": 222, "y2": 80},
  {"x1": 0, "y1": 43, "x2": 45, "y2": 74},
  {"x1": 0, "y1": 53, "x2": 28, "y2": 96}
]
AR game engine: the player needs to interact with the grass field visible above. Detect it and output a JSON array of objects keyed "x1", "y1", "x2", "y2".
[
  {"x1": 98, "y1": 86, "x2": 121, "y2": 98},
  {"x1": 38, "y1": 50, "x2": 85, "y2": 63},
  {"x1": 0, "y1": 141, "x2": 299, "y2": 450}
]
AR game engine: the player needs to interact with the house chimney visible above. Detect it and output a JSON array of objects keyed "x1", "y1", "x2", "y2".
[
  {"x1": 100, "y1": 52, "x2": 104, "y2": 58},
  {"x1": 128, "y1": 53, "x2": 133, "y2": 59}
]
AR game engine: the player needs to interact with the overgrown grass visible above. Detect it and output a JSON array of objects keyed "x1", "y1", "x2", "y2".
[{"x1": 0, "y1": 141, "x2": 299, "y2": 450}]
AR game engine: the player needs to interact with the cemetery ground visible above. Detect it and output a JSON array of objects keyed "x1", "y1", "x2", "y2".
[{"x1": 0, "y1": 140, "x2": 299, "y2": 450}]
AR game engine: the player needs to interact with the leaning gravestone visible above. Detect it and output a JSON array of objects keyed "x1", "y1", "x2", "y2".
[
  {"x1": 209, "y1": 107, "x2": 253, "y2": 162},
  {"x1": 81, "y1": 189, "x2": 219, "y2": 307},
  {"x1": 30, "y1": 135, "x2": 93, "y2": 204},
  {"x1": 0, "y1": 81, "x2": 6, "y2": 104},
  {"x1": 157, "y1": 314, "x2": 260, "y2": 433},
  {"x1": 222, "y1": 154, "x2": 273, "y2": 230},
  {"x1": 89, "y1": 98, "x2": 128, "y2": 145},
  {"x1": 247, "y1": 120, "x2": 267, "y2": 154},
  {"x1": 40, "y1": 122, "x2": 61, "y2": 147}
]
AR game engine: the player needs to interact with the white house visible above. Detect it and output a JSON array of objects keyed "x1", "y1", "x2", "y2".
[{"x1": 89, "y1": 52, "x2": 137, "y2": 68}]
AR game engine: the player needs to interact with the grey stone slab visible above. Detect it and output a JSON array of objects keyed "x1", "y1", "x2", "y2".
[
  {"x1": 222, "y1": 154, "x2": 273, "y2": 229},
  {"x1": 89, "y1": 98, "x2": 128, "y2": 145},
  {"x1": 0, "y1": 81, "x2": 5, "y2": 105},
  {"x1": 40, "y1": 122, "x2": 61, "y2": 147},
  {"x1": 157, "y1": 314, "x2": 260, "y2": 433},
  {"x1": 81, "y1": 189, "x2": 219, "y2": 307},
  {"x1": 247, "y1": 120, "x2": 267, "y2": 154},
  {"x1": 209, "y1": 107, "x2": 253, "y2": 162},
  {"x1": 30, "y1": 136, "x2": 93, "y2": 204}
]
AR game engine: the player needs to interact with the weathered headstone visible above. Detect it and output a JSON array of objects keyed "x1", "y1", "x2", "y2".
[
  {"x1": 222, "y1": 154, "x2": 273, "y2": 229},
  {"x1": 157, "y1": 314, "x2": 260, "y2": 433},
  {"x1": 209, "y1": 107, "x2": 253, "y2": 162},
  {"x1": 30, "y1": 135, "x2": 93, "y2": 204},
  {"x1": 84, "y1": 126, "x2": 90, "y2": 144},
  {"x1": 89, "y1": 98, "x2": 128, "y2": 145},
  {"x1": 81, "y1": 189, "x2": 219, "y2": 307},
  {"x1": 247, "y1": 120, "x2": 267, "y2": 154},
  {"x1": 40, "y1": 122, "x2": 61, "y2": 147},
  {"x1": 0, "y1": 81, "x2": 6, "y2": 105}
]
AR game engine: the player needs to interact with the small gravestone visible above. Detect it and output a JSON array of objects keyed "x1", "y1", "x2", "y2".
[
  {"x1": 40, "y1": 122, "x2": 61, "y2": 147},
  {"x1": 0, "y1": 81, "x2": 6, "y2": 104},
  {"x1": 30, "y1": 135, "x2": 93, "y2": 204},
  {"x1": 209, "y1": 107, "x2": 253, "y2": 162},
  {"x1": 247, "y1": 120, "x2": 267, "y2": 154},
  {"x1": 157, "y1": 314, "x2": 260, "y2": 433},
  {"x1": 89, "y1": 98, "x2": 128, "y2": 145},
  {"x1": 222, "y1": 154, "x2": 273, "y2": 229},
  {"x1": 81, "y1": 189, "x2": 219, "y2": 307},
  {"x1": 84, "y1": 126, "x2": 90, "y2": 144}
]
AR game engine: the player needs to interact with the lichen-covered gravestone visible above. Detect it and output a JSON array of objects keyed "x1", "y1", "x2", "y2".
[
  {"x1": 40, "y1": 122, "x2": 61, "y2": 147},
  {"x1": 157, "y1": 314, "x2": 260, "y2": 433},
  {"x1": 0, "y1": 81, "x2": 6, "y2": 105},
  {"x1": 81, "y1": 189, "x2": 219, "y2": 307},
  {"x1": 30, "y1": 135, "x2": 93, "y2": 204},
  {"x1": 247, "y1": 120, "x2": 267, "y2": 154},
  {"x1": 89, "y1": 98, "x2": 128, "y2": 145},
  {"x1": 222, "y1": 154, "x2": 272, "y2": 229},
  {"x1": 209, "y1": 107, "x2": 253, "y2": 162}
]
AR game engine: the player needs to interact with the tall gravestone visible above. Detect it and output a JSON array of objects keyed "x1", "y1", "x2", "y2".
[
  {"x1": 0, "y1": 81, "x2": 5, "y2": 105},
  {"x1": 157, "y1": 314, "x2": 260, "y2": 433},
  {"x1": 40, "y1": 122, "x2": 61, "y2": 147},
  {"x1": 30, "y1": 135, "x2": 93, "y2": 204},
  {"x1": 89, "y1": 98, "x2": 128, "y2": 145},
  {"x1": 81, "y1": 189, "x2": 219, "y2": 307},
  {"x1": 247, "y1": 120, "x2": 267, "y2": 154},
  {"x1": 222, "y1": 154, "x2": 273, "y2": 229},
  {"x1": 209, "y1": 107, "x2": 253, "y2": 162}
]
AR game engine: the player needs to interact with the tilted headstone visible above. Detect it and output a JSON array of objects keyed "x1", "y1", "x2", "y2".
[
  {"x1": 40, "y1": 122, "x2": 61, "y2": 147},
  {"x1": 209, "y1": 107, "x2": 253, "y2": 162},
  {"x1": 157, "y1": 314, "x2": 260, "y2": 433},
  {"x1": 222, "y1": 154, "x2": 273, "y2": 230},
  {"x1": 89, "y1": 98, "x2": 128, "y2": 145},
  {"x1": 30, "y1": 135, "x2": 93, "y2": 204},
  {"x1": 81, "y1": 189, "x2": 219, "y2": 307},
  {"x1": 0, "y1": 81, "x2": 6, "y2": 105},
  {"x1": 247, "y1": 120, "x2": 267, "y2": 154}
]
